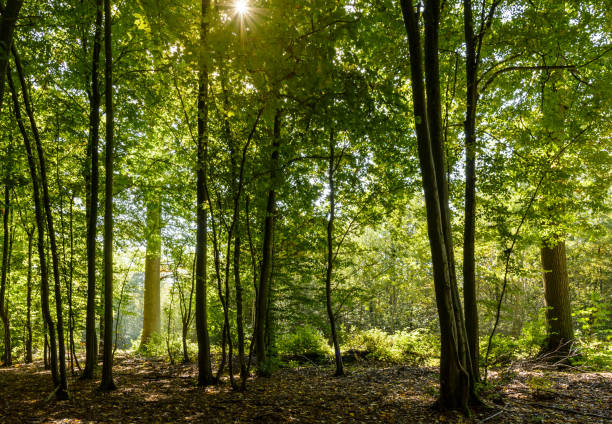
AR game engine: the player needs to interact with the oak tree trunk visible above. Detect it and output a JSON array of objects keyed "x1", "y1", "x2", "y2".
[{"x1": 541, "y1": 239, "x2": 574, "y2": 354}]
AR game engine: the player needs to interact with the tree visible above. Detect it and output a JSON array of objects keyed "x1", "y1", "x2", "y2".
[
  {"x1": 399, "y1": 0, "x2": 474, "y2": 411},
  {"x1": 0, "y1": 0, "x2": 24, "y2": 113},
  {"x1": 140, "y1": 196, "x2": 161, "y2": 347},
  {"x1": 195, "y1": 0, "x2": 214, "y2": 387},
  {"x1": 0, "y1": 140, "x2": 12, "y2": 366},
  {"x1": 99, "y1": 0, "x2": 116, "y2": 391},
  {"x1": 82, "y1": 0, "x2": 103, "y2": 381}
]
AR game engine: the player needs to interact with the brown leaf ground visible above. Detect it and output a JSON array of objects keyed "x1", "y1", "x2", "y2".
[{"x1": 0, "y1": 355, "x2": 610, "y2": 423}]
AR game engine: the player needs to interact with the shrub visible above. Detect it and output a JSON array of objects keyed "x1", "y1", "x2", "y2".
[
  {"x1": 277, "y1": 325, "x2": 330, "y2": 361},
  {"x1": 345, "y1": 328, "x2": 439, "y2": 364}
]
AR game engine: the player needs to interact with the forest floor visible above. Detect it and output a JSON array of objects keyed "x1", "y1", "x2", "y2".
[{"x1": 0, "y1": 354, "x2": 611, "y2": 423}]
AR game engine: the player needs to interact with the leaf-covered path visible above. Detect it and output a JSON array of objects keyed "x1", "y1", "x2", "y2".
[{"x1": 1, "y1": 355, "x2": 611, "y2": 423}]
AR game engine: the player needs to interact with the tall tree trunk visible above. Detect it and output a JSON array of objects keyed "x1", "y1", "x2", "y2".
[
  {"x1": 400, "y1": 0, "x2": 472, "y2": 412},
  {"x1": 99, "y1": 0, "x2": 116, "y2": 391},
  {"x1": 8, "y1": 67, "x2": 61, "y2": 394},
  {"x1": 25, "y1": 229, "x2": 33, "y2": 363},
  {"x1": 67, "y1": 194, "x2": 80, "y2": 373},
  {"x1": 325, "y1": 128, "x2": 343, "y2": 377},
  {"x1": 462, "y1": 0, "x2": 480, "y2": 384},
  {"x1": 255, "y1": 110, "x2": 281, "y2": 377},
  {"x1": 224, "y1": 71, "x2": 248, "y2": 390},
  {"x1": 541, "y1": 239, "x2": 574, "y2": 354},
  {"x1": 82, "y1": 0, "x2": 103, "y2": 381},
  {"x1": 195, "y1": 0, "x2": 214, "y2": 387},
  {"x1": 141, "y1": 196, "x2": 161, "y2": 348},
  {"x1": 12, "y1": 47, "x2": 70, "y2": 400},
  {"x1": 0, "y1": 170, "x2": 11, "y2": 366},
  {"x1": 0, "y1": 0, "x2": 24, "y2": 114}
]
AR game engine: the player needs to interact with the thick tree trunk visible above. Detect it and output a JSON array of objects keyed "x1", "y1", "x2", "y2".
[
  {"x1": 0, "y1": 0, "x2": 24, "y2": 114},
  {"x1": 462, "y1": 0, "x2": 480, "y2": 384},
  {"x1": 325, "y1": 129, "x2": 343, "y2": 377},
  {"x1": 141, "y1": 197, "x2": 161, "y2": 348},
  {"x1": 195, "y1": 0, "x2": 213, "y2": 387},
  {"x1": 255, "y1": 110, "x2": 281, "y2": 377},
  {"x1": 82, "y1": 0, "x2": 103, "y2": 381},
  {"x1": 541, "y1": 240, "x2": 574, "y2": 354},
  {"x1": 400, "y1": 0, "x2": 472, "y2": 412},
  {"x1": 99, "y1": 0, "x2": 116, "y2": 391}
]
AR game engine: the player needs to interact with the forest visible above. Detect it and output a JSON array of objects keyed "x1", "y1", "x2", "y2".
[{"x1": 0, "y1": 0, "x2": 611, "y2": 422}]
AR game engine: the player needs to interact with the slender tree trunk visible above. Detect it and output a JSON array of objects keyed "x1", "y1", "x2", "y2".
[
  {"x1": 99, "y1": 0, "x2": 116, "y2": 391},
  {"x1": 541, "y1": 239, "x2": 574, "y2": 354},
  {"x1": 400, "y1": 0, "x2": 471, "y2": 412},
  {"x1": 9, "y1": 67, "x2": 60, "y2": 392},
  {"x1": 82, "y1": 0, "x2": 103, "y2": 381},
  {"x1": 141, "y1": 197, "x2": 161, "y2": 348},
  {"x1": 223, "y1": 71, "x2": 248, "y2": 390},
  {"x1": 1, "y1": 176, "x2": 11, "y2": 366},
  {"x1": 25, "y1": 229, "x2": 33, "y2": 363},
  {"x1": 325, "y1": 129, "x2": 343, "y2": 377},
  {"x1": 0, "y1": 0, "x2": 24, "y2": 114},
  {"x1": 67, "y1": 194, "x2": 81, "y2": 372},
  {"x1": 195, "y1": 0, "x2": 214, "y2": 387},
  {"x1": 255, "y1": 110, "x2": 281, "y2": 376},
  {"x1": 12, "y1": 48, "x2": 70, "y2": 400}
]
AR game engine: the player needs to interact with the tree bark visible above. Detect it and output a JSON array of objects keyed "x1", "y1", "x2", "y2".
[
  {"x1": 141, "y1": 196, "x2": 161, "y2": 347},
  {"x1": 400, "y1": 0, "x2": 472, "y2": 412},
  {"x1": 82, "y1": 0, "x2": 103, "y2": 381},
  {"x1": 325, "y1": 128, "x2": 344, "y2": 377},
  {"x1": 255, "y1": 110, "x2": 281, "y2": 376},
  {"x1": 195, "y1": 0, "x2": 214, "y2": 387},
  {"x1": 99, "y1": 0, "x2": 116, "y2": 391},
  {"x1": 0, "y1": 0, "x2": 23, "y2": 114},
  {"x1": 541, "y1": 239, "x2": 574, "y2": 354},
  {"x1": 462, "y1": 0, "x2": 480, "y2": 384}
]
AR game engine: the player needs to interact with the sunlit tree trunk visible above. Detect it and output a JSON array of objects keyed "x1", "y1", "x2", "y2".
[{"x1": 141, "y1": 197, "x2": 161, "y2": 347}]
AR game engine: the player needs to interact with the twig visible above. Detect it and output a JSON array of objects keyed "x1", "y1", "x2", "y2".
[{"x1": 478, "y1": 405, "x2": 507, "y2": 423}]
